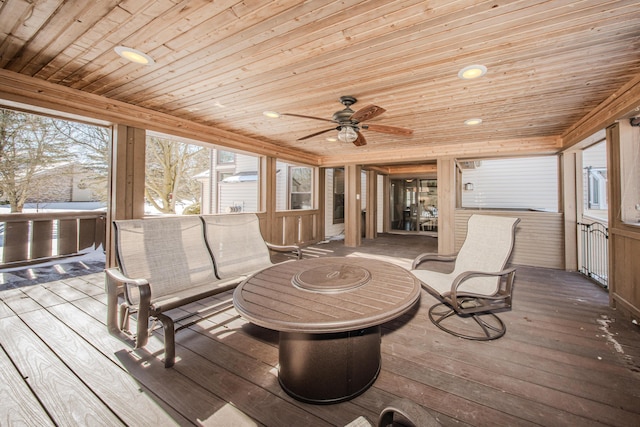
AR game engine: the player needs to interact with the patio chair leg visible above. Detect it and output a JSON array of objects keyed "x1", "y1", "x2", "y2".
[
  {"x1": 428, "y1": 303, "x2": 506, "y2": 341},
  {"x1": 157, "y1": 313, "x2": 176, "y2": 368},
  {"x1": 471, "y1": 313, "x2": 506, "y2": 340},
  {"x1": 119, "y1": 305, "x2": 130, "y2": 332}
]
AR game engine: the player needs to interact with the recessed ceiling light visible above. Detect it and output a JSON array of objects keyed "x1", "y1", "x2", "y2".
[
  {"x1": 263, "y1": 111, "x2": 280, "y2": 118},
  {"x1": 326, "y1": 137, "x2": 337, "y2": 142},
  {"x1": 458, "y1": 64, "x2": 487, "y2": 80},
  {"x1": 114, "y1": 46, "x2": 154, "y2": 65},
  {"x1": 464, "y1": 118, "x2": 483, "y2": 126}
]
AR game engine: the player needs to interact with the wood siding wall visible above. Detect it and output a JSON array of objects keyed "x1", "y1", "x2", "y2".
[{"x1": 455, "y1": 209, "x2": 565, "y2": 269}]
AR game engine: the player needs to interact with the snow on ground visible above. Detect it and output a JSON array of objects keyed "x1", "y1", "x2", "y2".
[{"x1": 0, "y1": 201, "x2": 107, "y2": 213}]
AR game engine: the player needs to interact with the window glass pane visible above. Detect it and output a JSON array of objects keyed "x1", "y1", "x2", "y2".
[
  {"x1": 217, "y1": 150, "x2": 235, "y2": 164},
  {"x1": 144, "y1": 136, "x2": 258, "y2": 215},
  {"x1": 582, "y1": 141, "x2": 608, "y2": 221},
  {"x1": 460, "y1": 156, "x2": 558, "y2": 211},
  {"x1": 275, "y1": 160, "x2": 314, "y2": 211},
  {"x1": 145, "y1": 135, "x2": 210, "y2": 215},
  {"x1": 0, "y1": 107, "x2": 109, "y2": 213},
  {"x1": 291, "y1": 167, "x2": 312, "y2": 193},
  {"x1": 215, "y1": 151, "x2": 259, "y2": 214},
  {"x1": 620, "y1": 124, "x2": 640, "y2": 225}
]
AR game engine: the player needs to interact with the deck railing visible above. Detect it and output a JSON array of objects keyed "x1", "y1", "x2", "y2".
[
  {"x1": 0, "y1": 211, "x2": 106, "y2": 268},
  {"x1": 577, "y1": 221, "x2": 609, "y2": 288}
]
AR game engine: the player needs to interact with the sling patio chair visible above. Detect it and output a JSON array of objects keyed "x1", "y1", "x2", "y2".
[{"x1": 410, "y1": 214, "x2": 520, "y2": 340}]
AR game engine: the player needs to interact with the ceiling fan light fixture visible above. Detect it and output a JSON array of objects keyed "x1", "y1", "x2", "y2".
[
  {"x1": 114, "y1": 46, "x2": 154, "y2": 65},
  {"x1": 262, "y1": 111, "x2": 280, "y2": 118},
  {"x1": 338, "y1": 126, "x2": 358, "y2": 143},
  {"x1": 458, "y1": 64, "x2": 487, "y2": 80},
  {"x1": 464, "y1": 118, "x2": 483, "y2": 126}
]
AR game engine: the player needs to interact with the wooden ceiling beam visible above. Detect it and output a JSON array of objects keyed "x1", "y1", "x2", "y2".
[
  {"x1": 318, "y1": 136, "x2": 561, "y2": 167},
  {"x1": 562, "y1": 73, "x2": 640, "y2": 149},
  {"x1": 0, "y1": 69, "x2": 319, "y2": 165}
]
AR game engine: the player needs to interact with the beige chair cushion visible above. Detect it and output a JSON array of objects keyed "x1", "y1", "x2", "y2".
[{"x1": 201, "y1": 213, "x2": 275, "y2": 279}]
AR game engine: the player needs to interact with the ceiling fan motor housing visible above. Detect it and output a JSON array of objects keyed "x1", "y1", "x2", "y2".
[{"x1": 334, "y1": 95, "x2": 359, "y2": 126}]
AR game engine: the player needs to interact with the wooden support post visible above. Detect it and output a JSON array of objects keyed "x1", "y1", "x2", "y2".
[
  {"x1": 561, "y1": 151, "x2": 578, "y2": 271},
  {"x1": 106, "y1": 125, "x2": 146, "y2": 267},
  {"x1": 260, "y1": 156, "x2": 278, "y2": 243},
  {"x1": 317, "y1": 167, "x2": 326, "y2": 242},
  {"x1": 365, "y1": 169, "x2": 377, "y2": 239},
  {"x1": 606, "y1": 121, "x2": 640, "y2": 319},
  {"x1": 345, "y1": 164, "x2": 362, "y2": 247},
  {"x1": 381, "y1": 174, "x2": 390, "y2": 233},
  {"x1": 437, "y1": 158, "x2": 456, "y2": 254}
]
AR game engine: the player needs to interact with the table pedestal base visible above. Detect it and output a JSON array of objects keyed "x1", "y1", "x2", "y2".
[{"x1": 278, "y1": 326, "x2": 381, "y2": 404}]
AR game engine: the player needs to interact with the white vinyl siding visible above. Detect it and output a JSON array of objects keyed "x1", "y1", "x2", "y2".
[
  {"x1": 461, "y1": 156, "x2": 558, "y2": 212},
  {"x1": 275, "y1": 161, "x2": 288, "y2": 211},
  {"x1": 218, "y1": 182, "x2": 258, "y2": 213}
]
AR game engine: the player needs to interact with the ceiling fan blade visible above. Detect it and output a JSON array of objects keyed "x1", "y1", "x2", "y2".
[
  {"x1": 297, "y1": 127, "x2": 336, "y2": 140},
  {"x1": 281, "y1": 113, "x2": 334, "y2": 123},
  {"x1": 350, "y1": 105, "x2": 386, "y2": 122},
  {"x1": 363, "y1": 123, "x2": 413, "y2": 136},
  {"x1": 353, "y1": 131, "x2": 367, "y2": 146}
]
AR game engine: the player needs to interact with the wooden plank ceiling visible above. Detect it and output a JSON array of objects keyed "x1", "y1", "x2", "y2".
[{"x1": 1, "y1": 0, "x2": 639, "y2": 167}]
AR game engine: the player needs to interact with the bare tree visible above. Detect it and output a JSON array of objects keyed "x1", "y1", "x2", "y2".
[
  {"x1": 145, "y1": 136, "x2": 209, "y2": 214},
  {"x1": 52, "y1": 119, "x2": 110, "y2": 201},
  {"x1": 0, "y1": 109, "x2": 69, "y2": 212}
]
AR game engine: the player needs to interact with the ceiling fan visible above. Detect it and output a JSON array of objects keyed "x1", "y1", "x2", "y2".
[{"x1": 281, "y1": 96, "x2": 413, "y2": 146}]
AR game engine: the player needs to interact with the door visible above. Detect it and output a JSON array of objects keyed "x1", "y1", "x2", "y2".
[{"x1": 390, "y1": 178, "x2": 437, "y2": 233}]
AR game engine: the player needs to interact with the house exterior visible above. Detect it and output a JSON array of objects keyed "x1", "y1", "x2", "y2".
[{"x1": 25, "y1": 163, "x2": 100, "y2": 204}]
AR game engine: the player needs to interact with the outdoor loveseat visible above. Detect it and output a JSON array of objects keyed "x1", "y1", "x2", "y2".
[{"x1": 105, "y1": 213, "x2": 300, "y2": 367}]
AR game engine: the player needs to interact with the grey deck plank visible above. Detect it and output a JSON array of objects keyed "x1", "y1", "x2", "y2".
[
  {"x1": 0, "y1": 315, "x2": 125, "y2": 426},
  {"x1": 0, "y1": 345, "x2": 54, "y2": 426},
  {"x1": 47, "y1": 300, "x2": 265, "y2": 426},
  {"x1": 21, "y1": 306, "x2": 190, "y2": 427}
]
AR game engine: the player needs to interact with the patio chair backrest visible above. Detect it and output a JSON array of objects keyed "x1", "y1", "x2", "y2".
[
  {"x1": 113, "y1": 216, "x2": 217, "y2": 303},
  {"x1": 453, "y1": 214, "x2": 520, "y2": 295},
  {"x1": 201, "y1": 213, "x2": 273, "y2": 279}
]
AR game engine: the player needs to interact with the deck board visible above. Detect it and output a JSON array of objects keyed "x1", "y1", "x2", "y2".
[
  {"x1": 1, "y1": 235, "x2": 639, "y2": 426},
  {"x1": 0, "y1": 343, "x2": 54, "y2": 426},
  {"x1": 0, "y1": 315, "x2": 125, "y2": 426}
]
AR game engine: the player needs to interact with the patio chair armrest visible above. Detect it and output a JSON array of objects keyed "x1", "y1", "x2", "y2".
[
  {"x1": 105, "y1": 267, "x2": 147, "y2": 333},
  {"x1": 449, "y1": 267, "x2": 517, "y2": 307},
  {"x1": 411, "y1": 252, "x2": 457, "y2": 269},
  {"x1": 378, "y1": 398, "x2": 440, "y2": 427},
  {"x1": 104, "y1": 267, "x2": 152, "y2": 348},
  {"x1": 266, "y1": 242, "x2": 303, "y2": 259},
  {"x1": 105, "y1": 267, "x2": 148, "y2": 288}
]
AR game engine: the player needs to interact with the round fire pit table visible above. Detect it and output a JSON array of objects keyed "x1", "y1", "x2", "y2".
[{"x1": 233, "y1": 257, "x2": 420, "y2": 404}]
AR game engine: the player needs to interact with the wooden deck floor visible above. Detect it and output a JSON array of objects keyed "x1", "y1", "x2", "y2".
[{"x1": 1, "y1": 234, "x2": 639, "y2": 426}]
